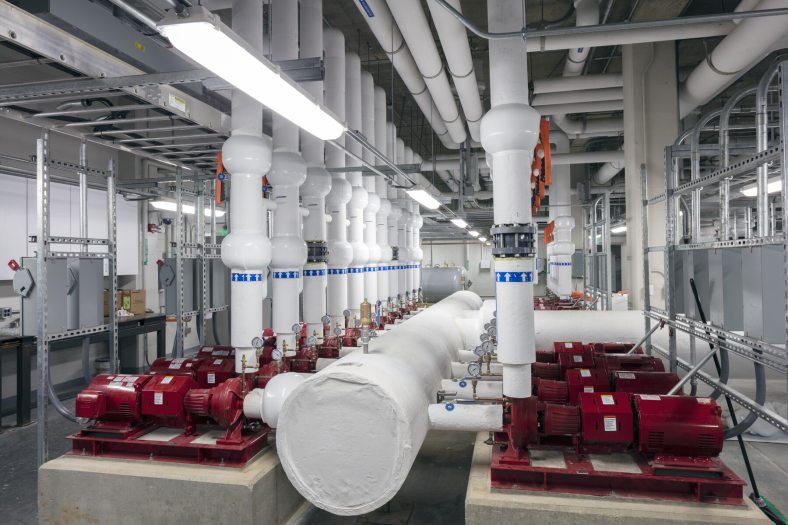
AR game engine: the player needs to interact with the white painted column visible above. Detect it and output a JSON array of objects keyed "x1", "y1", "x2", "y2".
[
  {"x1": 270, "y1": 0, "x2": 308, "y2": 355},
  {"x1": 324, "y1": 29, "x2": 352, "y2": 328},
  {"x1": 480, "y1": 0, "x2": 541, "y2": 399},
  {"x1": 222, "y1": 0, "x2": 271, "y2": 373}
]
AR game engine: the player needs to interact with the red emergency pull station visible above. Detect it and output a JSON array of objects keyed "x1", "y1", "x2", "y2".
[{"x1": 8, "y1": 259, "x2": 19, "y2": 271}]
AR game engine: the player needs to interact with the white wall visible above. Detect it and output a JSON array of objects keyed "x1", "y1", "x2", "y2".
[{"x1": 422, "y1": 242, "x2": 495, "y2": 298}]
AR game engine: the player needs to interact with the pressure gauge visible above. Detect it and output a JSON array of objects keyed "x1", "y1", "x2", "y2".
[
  {"x1": 321, "y1": 315, "x2": 331, "y2": 325},
  {"x1": 487, "y1": 327, "x2": 496, "y2": 337},
  {"x1": 307, "y1": 335, "x2": 318, "y2": 346},
  {"x1": 271, "y1": 348, "x2": 283, "y2": 361},
  {"x1": 342, "y1": 309, "x2": 351, "y2": 318},
  {"x1": 333, "y1": 327, "x2": 343, "y2": 337},
  {"x1": 292, "y1": 323, "x2": 301, "y2": 334},
  {"x1": 482, "y1": 341, "x2": 493, "y2": 354},
  {"x1": 473, "y1": 346, "x2": 486, "y2": 357},
  {"x1": 467, "y1": 362, "x2": 481, "y2": 377},
  {"x1": 483, "y1": 322, "x2": 490, "y2": 330},
  {"x1": 480, "y1": 333, "x2": 489, "y2": 342},
  {"x1": 251, "y1": 337, "x2": 264, "y2": 349},
  {"x1": 354, "y1": 318, "x2": 361, "y2": 328}
]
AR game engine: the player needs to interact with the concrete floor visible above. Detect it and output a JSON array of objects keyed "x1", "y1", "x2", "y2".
[{"x1": 1, "y1": 400, "x2": 786, "y2": 524}]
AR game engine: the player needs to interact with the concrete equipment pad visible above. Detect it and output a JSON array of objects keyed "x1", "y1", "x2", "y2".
[
  {"x1": 38, "y1": 441, "x2": 304, "y2": 525},
  {"x1": 466, "y1": 432, "x2": 771, "y2": 525}
]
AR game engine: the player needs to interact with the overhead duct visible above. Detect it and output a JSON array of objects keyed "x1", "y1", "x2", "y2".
[
  {"x1": 352, "y1": 0, "x2": 458, "y2": 149},
  {"x1": 532, "y1": 87, "x2": 623, "y2": 106},
  {"x1": 385, "y1": 0, "x2": 467, "y2": 145},
  {"x1": 679, "y1": 0, "x2": 788, "y2": 117},
  {"x1": 422, "y1": 150, "x2": 624, "y2": 171},
  {"x1": 269, "y1": 0, "x2": 308, "y2": 356},
  {"x1": 427, "y1": 0, "x2": 485, "y2": 142},
  {"x1": 276, "y1": 291, "x2": 484, "y2": 515},
  {"x1": 221, "y1": 0, "x2": 272, "y2": 373},
  {"x1": 530, "y1": 99, "x2": 624, "y2": 115}
]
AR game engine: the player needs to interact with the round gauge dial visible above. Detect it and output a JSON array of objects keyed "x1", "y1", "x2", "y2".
[
  {"x1": 271, "y1": 348, "x2": 283, "y2": 361},
  {"x1": 473, "y1": 346, "x2": 486, "y2": 357},
  {"x1": 467, "y1": 362, "x2": 482, "y2": 377},
  {"x1": 482, "y1": 341, "x2": 493, "y2": 354},
  {"x1": 333, "y1": 327, "x2": 343, "y2": 337},
  {"x1": 251, "y1": 337, "x2": 264, "y2": 349}
]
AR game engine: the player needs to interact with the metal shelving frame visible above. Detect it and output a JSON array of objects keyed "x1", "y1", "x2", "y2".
[
  {"x1": 35, "y1": 131, "x2": 118, "y2": 466},
  {"x1": 582, "y1": 192, "x2": 613, "y2": 310},
  {"x1": 640, "y1": 59, "x2": 788, "y2": 433}
]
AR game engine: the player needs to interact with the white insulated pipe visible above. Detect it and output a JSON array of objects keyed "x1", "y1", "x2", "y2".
[
  {"x1": 353, "y1": 0, "x2": 458, "y2": 149},
  {"x1": 535, "y1": 99, "x2": 623, "y2": 115},
  {"x1": 324, "y1": 29, "x2": 353, "y2": 328},
  {"x1": 532, "y1": 74, "x2": 623, "y2": 94},
  {"x1": 593, "y1": 153, "x2": 626, "y2": 184},
  {"x1": 481, "y1": 0, "x2": 541, "y2": 399},
  {"x1": 428, "y1": 403, "x2": 503, "y2": 432},
  {"x1": 387, "y1": 180, "x2": 402, "y2": 305},
  {"x1": 532, "y1": 87, "x2": 623, "y2": 106},
  {"x1": 385, "y1": 0, "x2": 467, "y2": 145},
  {"x1": 410, "y1": 196, "x2": 423, "y2": 298},
  {"x1": 441, "y1": 378, "x2": 503, "y2": 400},
  {"x1": 270, "y1": 0, "x2": 308, "y2": 355},
  {"x1": 222, "y1": 0, "x2": 271, "y2": 373},
  {"x1": 376, "y1": 91, "x2": 392, "y2": 308},
  {"x1": 276, "y1": 291, "x2": 484, "y2": 515},
  {"x1": 422, "y1": 150, "x2": 625, "y2": 171},
  {"x1": 300, "y1": 0, "x2": 329, "y2": 340},
  {"x1": 362, "y1": 72, "x2": 381, "y2": 305},
  {"x1": 427, "y1": 0, "x2": 484, "y2": 142},
  {"x1": 679, "y1": 0, "x2": 788, "y2": 117},
  {"x1": 546, "y1": 131, "x2": 575, "y2": 298},
  {"x1": 346, "y1": 53, "x2": 369, "y2": 317}
]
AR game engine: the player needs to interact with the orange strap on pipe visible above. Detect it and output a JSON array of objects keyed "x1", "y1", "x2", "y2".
[{"x1": 215, "y1": 151, "x2": 225, "y2": 205}]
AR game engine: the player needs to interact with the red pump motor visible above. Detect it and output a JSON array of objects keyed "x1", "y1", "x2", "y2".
[
  {"x1": 197, "y1": 345, "x2": 235, "y2": 359},
  {"x1": 147, "y1": 357, "x2": 204, "y2": 380},
  {"x1": 613, "y1": 371, "x2": 680, "y2": 395},
  {"x1": 75, "y1": 374, "x2": 151, "y2": 432}
]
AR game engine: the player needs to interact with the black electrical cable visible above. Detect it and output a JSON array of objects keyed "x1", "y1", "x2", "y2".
[{"x1": 688, "y1": 278, "x2": 783, "y2": 523}]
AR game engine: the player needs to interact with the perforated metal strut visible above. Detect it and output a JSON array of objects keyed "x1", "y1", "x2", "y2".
[{"x1": 491, "y1": 224, "x2": 536, "y2": 258}]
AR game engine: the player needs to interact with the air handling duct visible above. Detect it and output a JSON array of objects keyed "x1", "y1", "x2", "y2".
[
  {"x1": 352, "y1": 0, "x2": 458, "y2": 149},
  {"x1": 275, "y1": 291, "x2": 484, "y2": 515},
  {"x1": 221, "y1": 0, "x2": 272, "y2": 374},
  {"x1": 427, "y1": 0, "x2": 484, "y2": 142},
  {"x1": 384, "y1": 0, "x2": 467, "y2": 145},
  {"x1": 679, "y1": 0, "x2": 788, "y2": 117}
]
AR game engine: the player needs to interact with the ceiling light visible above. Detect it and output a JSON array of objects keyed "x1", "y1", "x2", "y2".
[
  {"x1": 485, "y1": 241, "x2": 491, "y2": 246},
  {"x1": 740, "y1": 179, "x2": 782, "y2": 197},
  {"x1": 406, "y1": 189, "x2": 441, "y2": 210},
  {"x1": 158, "y1": 7, "x2": 345, "y2": 141},
  {"x1": 151, "y1": 200, "x2": 225, "y2": 217},
  {"x1": 468, "y1": 230, "x2": 480, "y2": 237},
  {"x1": 478, "y1": 236, "x2": 487, "y2": 242},
  {"x1": 611, "y1": 225, "x2": 627, "y2": 234},
  {"x1": 451, "y1": 218, "x2": 468, "y2": 228}
]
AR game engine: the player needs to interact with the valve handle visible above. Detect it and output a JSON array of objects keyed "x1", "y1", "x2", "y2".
[{"x1": 8, "y1": 259, "x2": 19, "y2": 271}]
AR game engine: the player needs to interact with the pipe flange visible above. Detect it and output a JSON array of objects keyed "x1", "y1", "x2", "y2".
[
  {"x1": 306, "y1": 241, "x2": 328, "y2": 263},
  {"x1": 391, "y1": 246, "x2": 399, "y2": 261},
  {"x1": 491, "y1": 224, "x2": 536, "y2": 258}
]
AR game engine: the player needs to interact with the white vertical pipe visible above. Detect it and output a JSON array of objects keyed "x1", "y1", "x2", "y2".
[
  {"x1": 324, "y1": 29, "x2": 352, "y2": 328},
  {"x1": 270, "y1": 0, "x2": 308, "y2": 354},
  {"x1": 300, "y1": 0, "x2": 329, "y2": 340},
  {"x1": 546, "y1": 130, "x2": 574, "y2": 298},
  {"x1": 346, "y1": 53, "x2": 369, "y2": 317},
  {"x1": 222, "y1": 0, "x2": 271, "y2": 373},
  {"x1": 362, "y1": 72, "x2": 380, "y2": 305},
  {"x1": 481, "y1": 0, "x2": 541, "y2": 398},
  {"x1": 404, "y1": 148, "x2": 416, "y2": 300},
  {"x1": 397, "y1": 188, "x2": 411, "y2": 303},
  {"x1": 376, "y1": 89, "x2": 392, "y2": 308}
]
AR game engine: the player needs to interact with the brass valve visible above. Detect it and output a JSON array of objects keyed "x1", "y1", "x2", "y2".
[{"x1": 360, "y1": 298, "x2": 372, "y2": 327}]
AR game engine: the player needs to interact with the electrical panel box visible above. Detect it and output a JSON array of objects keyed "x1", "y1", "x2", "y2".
[
  {"x1": 571, "y1": 250, "x2": 584, "y2": 279},
  {"x1": 691, "y1": 250, "x2": 710, "y2": 322},
  {"x1": 159, "y1": 258, "x2": 198, "y2": 315},
  {"x1": 20, "y1": 257, "x2": 69, "y2": 336},
  {"x1": 708, "y1": 249, "x2": 743, "y2": 331},
  {"x1": 67, "y1": 258, "x2": 104, "y2": 329},
  {"x1": 743, "y1": 245, "x2": 785, "y2": 343},
  {"x1": 210, "y1": 259, "x2": 228, "y2": 308}
]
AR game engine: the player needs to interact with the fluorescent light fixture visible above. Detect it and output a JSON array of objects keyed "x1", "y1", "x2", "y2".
[
  {"x1": 611, "y1": 225, "x2": 627, "y2": 234},
  {"x1": 485, "y1": 242, "x2": 491, "y2": 246},
  {"x1": 151, "y1": 200, "x2": 225, "y2": 217},
  {"x1": 158, "y1": 7, "x2": 345, "y2": 141},
  {"x1": 451, "y1": 218, "x2": 468, "y2": 228},
  {"x1": 478, "y1": 236, "x2": 487, "y2": 242},
  {"x1": 740, "y1": 179, "x2": 782, "y2": 197},
  {"x1": 468, "y1": 230, "x2": 480, "y2": 237},
  {"x1": 406, "y1": 189, "x2": 441, "y2": 210}
]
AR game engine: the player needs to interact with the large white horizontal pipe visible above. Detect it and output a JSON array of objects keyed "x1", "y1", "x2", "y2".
[
  {"x1": 422, "y1": 150, "x2": 624, "y2": 172},
  {"x1": 552, "y1": 115, "x2": 624, "y2": 139},
  {"x1": 441, "y1": 378, "x2": 503, "y2": 400},
  {"x1": 533, "y1": 99, "x2": 624, "y2": 115},
  {"x1": 428, "y1": 402, "x2": 502, "y2": 432},
  {"x1": 533, "y1": 74, "x2": 623, "y2": 94},
  {"x1": 526, "y1": 21, "x2": 732, "y2": 52},
  {"x1": 679, "y1": 0, "x2": 788, "y2": 117},
  {"x1": 276, "y1": 291, "x2": 483, "y2": 515},
  {"x1": 243, "y1": 372, "x2": 310, "y2": 428},
  {"x1": 532, "y1": 87, "x2": 623, "y2": 106}
]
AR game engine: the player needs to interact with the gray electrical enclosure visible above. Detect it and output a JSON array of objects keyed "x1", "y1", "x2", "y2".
[
  {"x1": 67, "y1": 258, "x2": 104, "y2": 329},
  {"x1": 20, "y1": 257, "x2": 68, "y2": 336}
]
